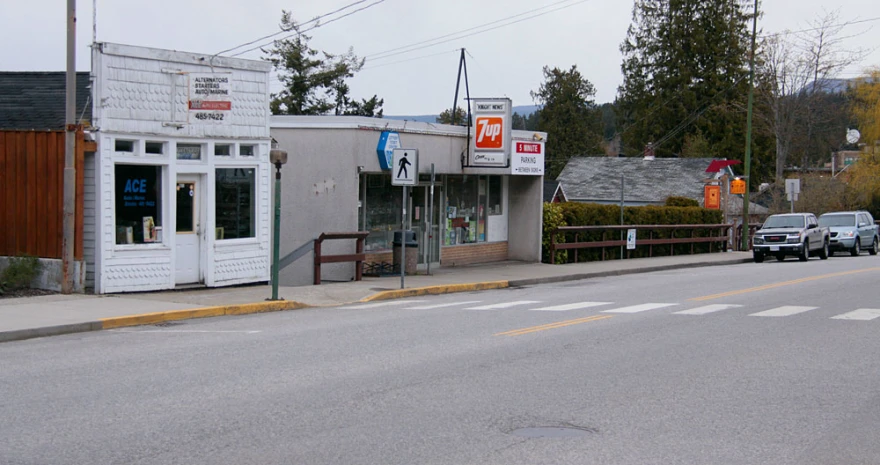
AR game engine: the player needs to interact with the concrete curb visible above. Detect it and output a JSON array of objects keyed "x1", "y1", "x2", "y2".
[
  {"x1": 0, "y1": 300, "x2": 311, "y2": 344},
  {"x1": 361, "y1": 281, "x2": 510, "y2": 302},
  {"x1": 0, "y1": 322, "x2": 104, "y2": 344}
]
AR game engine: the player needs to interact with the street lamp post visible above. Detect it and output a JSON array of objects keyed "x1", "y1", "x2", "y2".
[{"x1": 269, "y1": 147, "x2": 288, "y2": 301}]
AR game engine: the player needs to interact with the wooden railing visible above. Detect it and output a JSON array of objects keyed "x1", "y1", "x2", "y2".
[
  {"x1": 313, "y1": 232, "x2": 370, "y2": 285},
  {"x1": 548, "y1": 224, "x2": 734, "y2": 264},
  {"x1": 731, "y1": 222, "x2": 760, "y2": 252}
]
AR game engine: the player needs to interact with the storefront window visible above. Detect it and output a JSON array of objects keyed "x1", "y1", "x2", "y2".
[
  {"x1": 115, "y1": 164, "x2": 162, "y2": 244},
  {"x1": 177, "y1": 143, "x2": 202, "y2": 160},
  {"x1": 488, "y1": 176, "x2": 502, "y2": 215},
  {"x1": 215, "y1": 168, "x2": 256, "y2": 240},
  {"x1": 445, "y1": 175, "x2": 486, "y2": 245},
  {"x1": 362, "y1": 174, "x2": 400, "y2": 251}
]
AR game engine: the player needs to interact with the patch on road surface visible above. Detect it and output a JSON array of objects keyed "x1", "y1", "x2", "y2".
[{"x1": 509, "y1": 426, "x2": 599, "y2": 438}]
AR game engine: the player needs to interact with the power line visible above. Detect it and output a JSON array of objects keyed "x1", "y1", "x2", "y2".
[
  {"x1": 759, "y1": 15, "x2": 880, "y2": 39},
  {"x1": 365, "y1": 0, "x2": 592, "y2": 63},
  {"x1": 365, "y1": 0, "x2": 578, "y2": 61},
  {"x1": 228, "y1": 0, "x2": 387, "y2": 58},
  {"x1": 215, "y1": 0, "x2": 370, "y2": 56},
  {"x1": 361, "y1": 49, "x2": 462, "y2": 71}
]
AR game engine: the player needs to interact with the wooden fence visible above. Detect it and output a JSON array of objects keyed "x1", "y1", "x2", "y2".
[
  {"x1": 548, "y1": 224, "x2": 733, "y2": 264},
  {"x1": 0, "y1": 129, "x2": 89, "y2": 260}
]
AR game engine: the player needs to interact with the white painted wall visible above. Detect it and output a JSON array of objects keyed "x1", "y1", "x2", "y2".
[
  {"x1": 92, "y1": 43, "x2": 270, "y2": 139},
  {"x1": 91, "y1": 43, "x2": 272, "y2": 293}
]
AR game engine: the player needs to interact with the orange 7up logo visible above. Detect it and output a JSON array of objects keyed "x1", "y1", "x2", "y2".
[{"x1": 475, "y1": 117, "x2": 503, "y2": 149}]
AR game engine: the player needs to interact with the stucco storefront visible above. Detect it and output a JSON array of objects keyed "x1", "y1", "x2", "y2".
[{"x1": 271, "y1": 115, "x2": 546, "y2": 287}]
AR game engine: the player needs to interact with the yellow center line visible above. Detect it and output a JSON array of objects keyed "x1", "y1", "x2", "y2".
[
  {"x1": 689, "y1": 267, "x2": 880, "y2": 302},
  {"x1": 495, "y1": 315, "x2": 613, "y2": 337}
]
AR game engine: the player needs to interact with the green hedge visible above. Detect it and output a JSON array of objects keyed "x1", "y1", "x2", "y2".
[{"x1": 542, "y1": 202, "x2": 724, "y2": 263}]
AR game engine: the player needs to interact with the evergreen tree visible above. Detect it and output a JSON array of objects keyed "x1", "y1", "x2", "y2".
[
  {"x1": 436, "y1": 107, "x2": 468, "y2": 125},
  {"x1": 617, "y1": 0, "x2": 753, "y2": 161},
  {"x1": 531, "y1": 65, "x2": 603, "y2": 178},
  {"x1": 343, "y1": 95, "x2": 384, "y2": 118},
  {"x1": 265, "y1": 11, "x2": 381, "y2": 116}
]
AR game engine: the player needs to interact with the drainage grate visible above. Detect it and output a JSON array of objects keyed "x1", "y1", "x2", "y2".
[{"x1": 509, "y1": 426, "x2": 598, "y2": 438}]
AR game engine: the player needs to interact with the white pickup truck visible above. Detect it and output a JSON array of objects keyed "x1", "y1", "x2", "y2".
[{"x1": 752, "y1": 213, "x2": 830, "y2": 262}]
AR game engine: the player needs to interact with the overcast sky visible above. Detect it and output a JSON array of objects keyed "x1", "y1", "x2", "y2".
[{"x1": 2, "y1": 0, "x2": 878, "y2": 115}]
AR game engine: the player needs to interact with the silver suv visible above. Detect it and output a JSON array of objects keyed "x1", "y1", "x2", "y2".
[{"x1": 818, "y1": 211, "x2": 879, "y2": 256}]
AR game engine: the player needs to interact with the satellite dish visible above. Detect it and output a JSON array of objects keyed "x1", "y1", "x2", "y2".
[{"x1": 846, "y1": 128, "x2": 861, "y2": 144}]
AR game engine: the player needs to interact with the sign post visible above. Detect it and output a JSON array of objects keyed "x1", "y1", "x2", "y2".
[
  {"x1": 392, "y1": 149, "x2": 418, "y2": 289},
  {"x1": 785, "y1": 178, "x2": 800, "y2": 213},
  {"x1": 428, "y1": 163, "x2": 435, "y2": 275}
]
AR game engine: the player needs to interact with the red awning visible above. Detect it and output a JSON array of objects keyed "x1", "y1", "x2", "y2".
[{"x1": 705, "y1": 159, "x2": 742, "y2": 173}]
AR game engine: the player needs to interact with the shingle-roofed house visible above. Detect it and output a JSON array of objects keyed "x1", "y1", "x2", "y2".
[
  {"x1": 543, "y1": 180, "x2": 566, "y2": 203},
  {"x1": 0, "y1": 72, "x2": 92, "y2": 130},
  {"x1": 556, "y1": 156, "x2": 730, "y2": 206}
]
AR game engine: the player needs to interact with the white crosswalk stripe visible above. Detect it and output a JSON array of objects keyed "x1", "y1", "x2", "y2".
[
  {"x1": 831, "y1": 309, "x2": 880, "y2": 321},
  {"x1": 345, "y1": 300, "x2": 427, "y2": 309},
  {"x1": 406, "y1": 301, "x2": 482, "y2": 310},
  {"x1": 530, "y1": 302, "x2": 613, "y2": 312},
  {"x1": 674, "y1": 304, "x2": 743, "y2": 315},
  {"x1": 351, "y1": 297, "x2": 880, "y2": 323},
  {"x1": 466, "y1": 301, "x2": 542, "y2": 310},
  {"x1": 750, "y1": 306, "x2": 817, "y2": 317},
  {"x1": 601, "y1": 303, "x2": 678, "y2": 314}
]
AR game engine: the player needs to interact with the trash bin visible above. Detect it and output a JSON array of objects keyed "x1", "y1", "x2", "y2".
[{"x1": 392, "y1": 230, "x2": 418, "y2": 275}]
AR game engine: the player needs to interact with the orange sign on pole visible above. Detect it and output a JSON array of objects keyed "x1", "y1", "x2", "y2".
[
  {"x1": 704, "y1": 185, "x2": 721, "y2": 209},
  {"x1": 730, "y1": 178, "x2": 746, "y2": 195}
]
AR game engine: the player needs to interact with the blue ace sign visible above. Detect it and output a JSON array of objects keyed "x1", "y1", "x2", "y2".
[{"x1": 376, "y1": 131, "x2": 401, "y2": 170}]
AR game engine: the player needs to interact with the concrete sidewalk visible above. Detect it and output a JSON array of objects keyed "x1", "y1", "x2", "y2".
[{"x1": 0, "y1": 252, "x2": 752, "y2": 343}]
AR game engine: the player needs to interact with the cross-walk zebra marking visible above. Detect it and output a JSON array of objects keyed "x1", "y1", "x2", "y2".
[
  {"x1": 601, "y1": 303, "x2": 678, "y2": 314},
  {"x1": 749, "y1": 306, "x2": 817, "y2": 317},
  {"x1": 466, "y1": 301, "x2": 542, "y2": 310},
  {"x1": 530, "y1": 302, "x2": 613, "y2": 312},
  {"x1": 674, "y1": 304, "x2": 743, "y2": 315},
  {"x1": 406, "y1": 301, "x2": 483, "y2": 310},
  {"x1": 831, "y1": 308, "x2": 880, "y2": 321}
]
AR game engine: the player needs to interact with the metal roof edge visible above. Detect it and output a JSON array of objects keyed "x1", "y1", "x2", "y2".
[{"x1": 95, "y1": 42, "x2": 272, "y2": 73}]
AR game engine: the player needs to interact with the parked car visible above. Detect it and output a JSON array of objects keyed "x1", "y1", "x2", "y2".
[
  {"x1": 752, "y1": 213, "x2": 829, "y2": 263},
  {"x1": 818, "y1": 211, "x2": 879, "y2": 256}
]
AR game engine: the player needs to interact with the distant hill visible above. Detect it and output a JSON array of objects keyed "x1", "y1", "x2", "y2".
[{"x1": 387, "y1": 104, "x2": 541, "y2": 123}]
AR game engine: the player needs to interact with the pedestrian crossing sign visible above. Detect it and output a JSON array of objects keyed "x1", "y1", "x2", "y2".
[{"x1": 392, "y1": 149, "x2": 418, "y2": 186}]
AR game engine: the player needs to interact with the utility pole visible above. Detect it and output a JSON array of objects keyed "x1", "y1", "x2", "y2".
[
  {"x1": 62, "y1": 0, "x2": 77, "y2": 294},
  {"x1": 741, "y1": 0, "x2": 758, "y2": 252}
]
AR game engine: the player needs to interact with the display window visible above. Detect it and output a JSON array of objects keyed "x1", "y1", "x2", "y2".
[
  {"x1": 215, "y1": 168, "x2": 256, "y2": 240},
  {"x1": 445, "y1": 175, "x2": 487, "y2": 245},
  {"x1": 115, "y1": 164, "x2": 163, "y2": 245},
  {"x1": 360, "y1": 174, "x2": 401, "y2": 252}
]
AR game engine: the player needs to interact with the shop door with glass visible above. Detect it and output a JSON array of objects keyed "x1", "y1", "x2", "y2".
[
  {"x1": 410, "y1": 186, "x2": 442, "y2": 267},
  {"x1": 175, "y1": 176, "x2": 203, "y2": 284}
]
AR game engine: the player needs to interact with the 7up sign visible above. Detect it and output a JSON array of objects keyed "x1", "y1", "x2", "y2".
[
  {"x1": 476, "y1": 117, "x2": 503, "y2": 149},
  {"x1": 470, "y1": 98, "x2": 511, "y2": 167}
]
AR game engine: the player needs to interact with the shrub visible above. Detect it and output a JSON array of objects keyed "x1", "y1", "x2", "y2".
[
  {"x1": 665, "y1": 196, "x2": 700, "y2": 207},
  {"x1": 542, "y1": 202, "x2": 568, "y2": 264},
  {"x1": 0, "y1": 255, "x2": 43, "y2": 294},
  {"x1": 544, "y1": 202, "x2": 725, "y2": 263}
]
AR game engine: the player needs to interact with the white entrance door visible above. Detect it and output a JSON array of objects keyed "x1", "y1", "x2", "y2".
[{"x1": 175, "y1": 175, "x2": 202, "y2": 284}]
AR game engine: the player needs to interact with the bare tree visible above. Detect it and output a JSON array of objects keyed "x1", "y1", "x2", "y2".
[{"x1": 756, "y1": 10, "x2": 867, "y2": 183}]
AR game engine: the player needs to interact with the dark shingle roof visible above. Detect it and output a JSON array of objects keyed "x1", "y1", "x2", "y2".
[
  {"x1": 557, "y1": 157, "x2": 720, "y2": 204},
  {"x1": 0, "y1": 72, "x2": 92, "y2": 130},
  {"x1": 543, "y1": 180, "x2": 561, "y2": 203}
]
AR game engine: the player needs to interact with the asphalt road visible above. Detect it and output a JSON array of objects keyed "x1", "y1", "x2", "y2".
[{"x1": 3, "y1": 253, "x2": 880, "y2": 464}]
